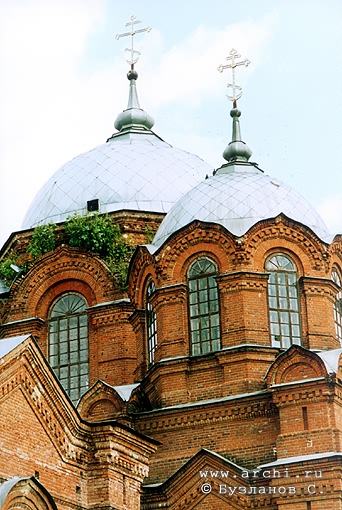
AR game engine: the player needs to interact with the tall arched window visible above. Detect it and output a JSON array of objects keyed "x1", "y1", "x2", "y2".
[
  {"x1": 188, "y1": 258, "x2": 221, "y2": 356},
  {"x1": 146, "y1": 281, "x2": 157, "y2": 366},
  {"x1": 266, "y1": 254, "x2": 301, "y2": 348},
  {"x1": 332, "y1": 268, "x2": 342, "y2": 344},
  {"x1": 48, "y1": 293, "x2": 89, "y2": 404}
]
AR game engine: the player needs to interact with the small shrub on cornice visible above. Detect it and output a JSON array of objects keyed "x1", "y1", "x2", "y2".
[
  {"x1": 27, "y1": 223, "x2": 57, "y2": 259},
  {"x1": 0, "y1": 257, "x2": 18, "y2": 286},
  {"x1": 105, "y1": 241, "x2": 135, "y2": 291},
  {"x1": 144, "y1": 225, "x2": 155, "y2": 244},
  {"x1": 64, "y1": 213, "x2": 122, "y2": 257},
  {"x1": 65, "y1": 213, "x2": 135, "y2": 289}
]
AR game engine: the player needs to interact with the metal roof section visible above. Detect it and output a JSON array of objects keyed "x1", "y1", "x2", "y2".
[
  {"x1": 258, "y1": 452, "x2": 342, "y2": 468},
  {"x1": 0, "y1": 335, "x2": 30, "y2": 359},
  {"x1": 113, "y1": 383, "x2": 139, "y2": 401},
  {"x1": 152, "y1": 165, "x2": 331, "y2": 246},
  {"x1": 22, "y1": 131, "x2": 211, "y2": 228},
  {"x1": 317, "y1": 348, "x2": 342, "y2": 373}
]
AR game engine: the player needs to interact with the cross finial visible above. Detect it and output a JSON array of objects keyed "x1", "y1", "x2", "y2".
[
  {"x1": 115, "y1": 15, "x2": 152, "y2": 69},
  {"x1": 218, "y1": 49, "x2": 250, "y2": 107}
]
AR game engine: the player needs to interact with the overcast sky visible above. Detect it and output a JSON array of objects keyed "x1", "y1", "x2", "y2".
[{"x1": 0, "y1": 0, "x2": 341, "y2": 247}]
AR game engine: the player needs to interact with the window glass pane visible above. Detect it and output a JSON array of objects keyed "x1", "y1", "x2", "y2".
[
  {"x1": 281, "y1": 324, "x2": 290, "y2": 336},
  {"x1": 59, "y1": 319, "x2": 67, "y2": 331},
  {"x1": 269, "y1": 297, "x2": 277, "y2": 308},
  {"x1": 190, "y1": 304, "x2": 198, "y2": 317},
  {"x1": 59, "y1": 331, "x2": 68, "y2": 342},
  {"x1": 212, "y1": 326, "x2": 220, "y2": 340},
  {"x1": 59, "y1": 341, "x2": 68, "y2": 354},
  {"x1": 80, "y1": 350, "x2": 88, "y2": 362},
  {"x1": 291, "y1": 312, "x2": 300, "y2": 324},
  {"x1": 188, "y1": 280, "x2": 197, "y2": 291},
  {"x1": 268, "y1": 284, "x2": 277, "y2": 297},
  {"x1": 60, "y1": 353, "x2": 69, "y2": 365},
  {"x1": 199, "y1": 290, "x2": 207, "y2": 303},
  {"x1": 191, "y1": 318, "x2": 200, "y2": 331},
  {"x1": 80, "y1": 326, "x2": 88, "y2": 338},
  {"x1": 49, "y1": 344, "x2": 58, "y2": 356},
  {"x1": 288, "y1": 273, "x2": 296, "y2": 285},
  {"x1": 49, "y1": 355, "x2": 58, "y2": 368},
  {"x1": 189, "y1": 292, "x2": 198, "y2": 304},
  {"x1": 292, "y1": 325, "x2": 301, "y2": 336},
  {"x1": 271, "y1": 323, "x2": 280, "y2": 335},
  {"x1": 200, "y1": 302, "x2": 209, "y2": 315},
  {"x1": 69, "y1": 328, "x2": 78, "y2": 340},
  {"x1": 70, "y1": 340, "x2": 78, "y2": 352},
  {"x1": 279, "y1": 298, "x2": 288, "y2": 309},
  {"x1": 60, "y1": 366, "x2": 69, "y2": 379},
  {"x1": 70, "y1": 351, "x2": 79, "y2": 363},
  {"x1": 69, "y1": 317, "x2": 78, "y2": 328}
]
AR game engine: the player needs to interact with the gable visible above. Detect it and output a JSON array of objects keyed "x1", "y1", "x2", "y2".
[
  {"x1": 0, "y1": 386, "x2": 61, "y2": 477},
  {"x1": 142, "y1": 449, "x2": 268, "y2": 509},
  {"x1": 0, "y1": 477, "x2": 57, "y2": 510}
]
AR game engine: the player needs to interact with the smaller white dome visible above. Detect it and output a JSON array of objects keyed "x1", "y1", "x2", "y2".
[
  {"x1": 153, "y1": 107, "x2": 331, "y2": 247},
  {"x1": 153, "y1": 163, "x2": 331, "y2": 247}
]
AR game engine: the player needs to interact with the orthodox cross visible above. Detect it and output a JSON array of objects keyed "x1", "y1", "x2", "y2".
[
  {"x1": 218, "y1": 49, "x2": 250, "y2": 107},
  {"x1": 116, "y1": 16, "x2": 152, "y2": 69}
]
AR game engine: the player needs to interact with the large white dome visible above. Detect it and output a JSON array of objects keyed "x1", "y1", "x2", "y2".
[
  {"x1": 22, "y1": 72, "x2": 212, "y2": 229},
  {"x1": 22, "y1": 132, "x2": 211, "y2": 228},
  {"x1": 153, "y1": 108, "x2": 331, "y2": 247}
]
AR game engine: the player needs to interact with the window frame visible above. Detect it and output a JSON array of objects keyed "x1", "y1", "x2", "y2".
[
  {"x1": 187, "y1": 257, "x2": 221, "y2": 356},
  {"x1": 332, "y1": 267, "x2": 342, "y2": 344},
  {"x1": 265, "y1": 253, "x2": 302, "y2": 349},
  {"x1": 48, "y1": 292, "x2": 89, "y2": 404},
  {"x1": 146, "y1": 280, "x2": 158, "y2": 366}
]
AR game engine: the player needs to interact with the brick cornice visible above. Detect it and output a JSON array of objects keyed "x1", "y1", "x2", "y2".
[
  {"x1": 217, "y1": 271, "x2": 269, "y2": 291},
  {"x1": 89, "y1": 300, "x2": 134, "y2": 326},
  {"x1": 135, "y1": 393, "x2": 276, "y2": 433},
  {"x1": 153, "y1": 283, "x2": 187, "y2": 307},
  {"x1": 299, "y1": 275, "x2": 338, "y2": 298}
]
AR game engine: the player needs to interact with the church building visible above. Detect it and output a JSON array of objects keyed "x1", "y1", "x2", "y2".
[{"x1": 1, "y1": 22, "x2": 342, "y2": 510}]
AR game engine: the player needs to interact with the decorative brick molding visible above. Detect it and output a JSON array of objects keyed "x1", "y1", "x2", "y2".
[
  {"x1": 243, "y1": 214, "x2": 329, "y2": 273},
  {"x1": 6, "y1": 246, "x2": 118, "y2": 323},
  {"x1": 265, "y1": 345, "x2": 328, "y2": 387}
]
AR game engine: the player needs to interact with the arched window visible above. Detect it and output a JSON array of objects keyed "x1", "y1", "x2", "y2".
[
  {"x1": 332, "y1": 268, "x2": 342, "y2": 344},
  {"x1": 266, "y1": 254, "x2": 301, "y2": 348},
  {"x1": 188, "y1": 257, "x2": 221, "y2": 356},
  {"x1": 146, "y1": 281, "x2": 157, "y2": 366},
  {"x1": 48, "y1": 293, "x2": 89, "y2": 404}
]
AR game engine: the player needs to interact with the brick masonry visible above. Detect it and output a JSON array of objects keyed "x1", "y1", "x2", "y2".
[{"x1": 1, "y1": 213, "x2": 342, "y2": 509}]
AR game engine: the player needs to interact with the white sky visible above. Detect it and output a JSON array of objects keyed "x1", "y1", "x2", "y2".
[{"x1": 0, "y1": 0, "x2": 341, "y2": 247}]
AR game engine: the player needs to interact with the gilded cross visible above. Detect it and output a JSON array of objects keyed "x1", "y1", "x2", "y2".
[
  {"x1": 115, "y1": 15, "x2": 152, "y2": 68},
  {"x1": 218, "y1": 49, "x2": 250, "y2": 107}
]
